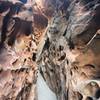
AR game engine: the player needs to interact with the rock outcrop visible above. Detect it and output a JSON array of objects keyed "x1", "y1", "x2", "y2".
[{"x1": 0, "y1": 0, "x2": 100, "y2": 100}]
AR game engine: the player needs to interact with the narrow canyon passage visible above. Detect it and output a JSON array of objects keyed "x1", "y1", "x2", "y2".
[{"x1": 0, "y1": 0, "x2": 100, "y2": 100}]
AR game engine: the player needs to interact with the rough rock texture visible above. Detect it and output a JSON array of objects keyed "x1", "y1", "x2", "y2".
[
  {"x1": 0, "y1": 0, "x2": 100, "y2": 100},
  {"x1": 0, "y1": 0, "x2": 37, "y2": 100},
  {"x1": 36, "y1": 0, "x2": 100, "y2": 100}
]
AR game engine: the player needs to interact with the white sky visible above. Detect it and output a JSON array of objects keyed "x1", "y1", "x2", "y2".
[{"x1": 37, "y1": 72, "x2": 57, "y2": 100}]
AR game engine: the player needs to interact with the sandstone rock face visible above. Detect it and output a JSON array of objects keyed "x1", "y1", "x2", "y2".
[{"x1": 0, "y1": 0, "x2": 100, "y2": 100}]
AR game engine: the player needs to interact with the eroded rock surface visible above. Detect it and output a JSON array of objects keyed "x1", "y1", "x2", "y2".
[{"x1": 0, "y1": 0, "x2": 100, "y2": 100}]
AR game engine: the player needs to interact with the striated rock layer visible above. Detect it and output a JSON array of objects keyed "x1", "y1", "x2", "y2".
[{"x1": 0, "y1": 0, "x2": 100, "y2": 100}]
